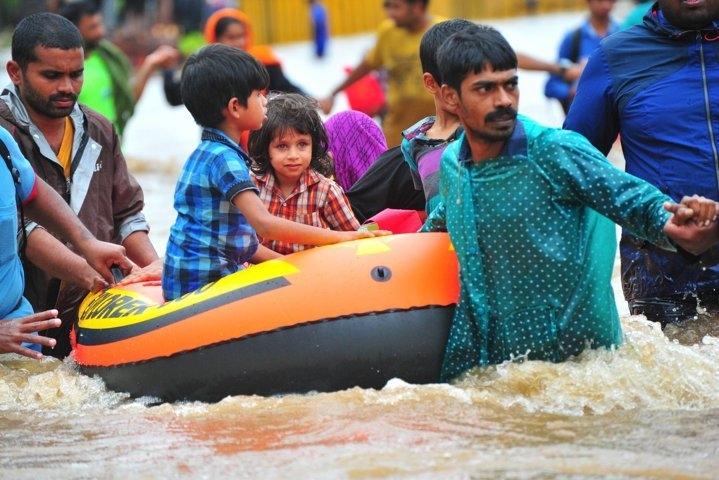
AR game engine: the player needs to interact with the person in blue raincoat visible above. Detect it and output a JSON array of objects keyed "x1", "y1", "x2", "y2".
[
  {"x1": 421, "y1": 27, "x2": 719, "y2": 381},
  {"x1": 564, "y1": 0, "x2": 719, "y2": 326}
]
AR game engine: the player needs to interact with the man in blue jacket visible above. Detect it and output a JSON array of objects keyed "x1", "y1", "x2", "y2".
[{"x1": 564, "y1": 0, "x2": 719, "y2": 326}]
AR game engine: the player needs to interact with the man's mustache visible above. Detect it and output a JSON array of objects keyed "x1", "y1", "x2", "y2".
[
  {"x1": 485, "y1": 107, "x2": 517, "y2": 123},
  {"x1": 50, "y1": 93, "x2": 77, "y2": 103}
]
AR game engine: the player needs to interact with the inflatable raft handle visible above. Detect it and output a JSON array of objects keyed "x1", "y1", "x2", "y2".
[{"x1": 110, "y1": 265, "x2": 125, "y2": 284}]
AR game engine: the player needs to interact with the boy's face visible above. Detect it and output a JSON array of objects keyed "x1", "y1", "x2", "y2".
[
  {"x1": 268, "y1": 128, "x2": 312, "y2": 187},
  {"x1": 236, "y1": 90, "x2": 267, "y2": 131},
  {"x1": 422, "y1": 72, "x2": 456, "y2": 115},
  {"x1": 442, "y1": 66, "x2": 519, "y2": 144}
]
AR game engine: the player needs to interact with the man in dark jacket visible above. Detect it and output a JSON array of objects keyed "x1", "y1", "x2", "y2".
[
  {"x1": 0, "y1": 12, "x2": 159, "y2": 357},
  {"x1": 564, "y1": 0, "x2": 719, "y2": 325}
]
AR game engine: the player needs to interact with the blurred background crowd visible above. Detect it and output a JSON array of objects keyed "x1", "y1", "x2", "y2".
[{"x1": 1, "y1": 1, "x2": 595, "y2": 65}]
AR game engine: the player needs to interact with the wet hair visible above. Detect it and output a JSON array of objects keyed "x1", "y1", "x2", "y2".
[
  {"x1": 248, "y1": 93, "x2": 332, "y2": 178},
  {"x1": 437, "y1": 27, "x2": 518, "y2": 93},
  {"x1": 12, "y1": 13, "x2": 83, "y2": 69},
  {"x1": 58, "y1": 0, "x2": 100, "y2": 26},
  {"x1": 420, "y1": 19, "x2": 479, "y2": 83},
  {"x1": 214, "y1": 16, "x2": 244, "y2": 40},
  {"x1": 181, "y1": 43, "x2": 269, "y2": 128}
]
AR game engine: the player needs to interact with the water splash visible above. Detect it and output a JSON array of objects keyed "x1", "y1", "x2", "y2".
[
  {"x1": 1, "y1": 315, "x2": 718, "y2": 418},
  {"x1": 453, "y1": 315, "x2": 719, "y2": 415},
  {"x1": 0, "y1": 355, "x2": 128, "y2": 414}
]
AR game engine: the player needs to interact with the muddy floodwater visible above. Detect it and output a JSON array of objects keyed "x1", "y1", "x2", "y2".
[
  {"x1": 2, "y1": 317, "x2": 719, "y2": 478},
  {"x1": 3, "y1": 8, "x2": 718, "y2": 478}
]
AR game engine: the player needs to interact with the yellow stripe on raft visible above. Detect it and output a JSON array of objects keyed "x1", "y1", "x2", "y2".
[{"x1": 78, "y1": 258, "x2": 300, "y2": 330}]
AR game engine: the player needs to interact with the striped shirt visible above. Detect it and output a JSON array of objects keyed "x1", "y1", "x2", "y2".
[
  {"x1": 253, "y1": 169, "x2": 360, "y2": 255},
  {"x1": 163, "y1": 128, "x2": 259, "y2": 300}
]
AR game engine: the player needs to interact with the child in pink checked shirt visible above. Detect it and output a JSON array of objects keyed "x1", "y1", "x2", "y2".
[{"x1": 248, "y1": 94, "x2": 361, "y2": 255}]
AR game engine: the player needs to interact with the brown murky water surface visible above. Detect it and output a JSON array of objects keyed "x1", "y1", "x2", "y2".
[{"x1": 2, "y1": 316, "x2": 719, "y2": 479}]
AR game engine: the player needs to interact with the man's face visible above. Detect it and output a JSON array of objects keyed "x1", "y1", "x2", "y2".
[
  {"x1": 444, "y1": 66, "x2": 519, "y2": 144},
  {"x1": 383, "y1": 0, "x2": 422, "y2": 29},
  {"x1": 659, "y1": 0, "x2": 719, "y2": 29},
  {"x1": 77, "y1": 13, "x2": 105, "y2": 50},
  {"x1": 7, "y1": 46, "x2": 84, "y2": 119},
  {"x1": 587, "y1": 0, "x2": 616, "y2": 20}
]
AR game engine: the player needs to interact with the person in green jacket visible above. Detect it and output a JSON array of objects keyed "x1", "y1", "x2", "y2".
[
  {"x1": 422, "y1": 26, "x2": 719, "y2": 381},
  {"x1": 59, "y1": 0, "x2": 178, "y2": 136}
]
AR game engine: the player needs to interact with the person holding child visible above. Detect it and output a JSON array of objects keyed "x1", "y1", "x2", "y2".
[
  {"x1": 249, "y1": 94, "x2": 361, "y2": 255},
  {"x1": 421, "y1": 27, "x2": 719, "y2": 381},
  {"x1": 162, "y1": 45, "x2": 387, "y2": 301}
]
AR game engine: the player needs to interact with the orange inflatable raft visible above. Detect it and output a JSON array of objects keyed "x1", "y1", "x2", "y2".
[{"x1": 74, "y1": 233, "x2": 459, "y2": 402}]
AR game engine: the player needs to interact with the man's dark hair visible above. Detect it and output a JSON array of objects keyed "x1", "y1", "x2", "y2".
[
  {"x1": 406, "y1": 0, "x2": 430, "y2": 7},
  {"x1": 249, "y1": 93, "x2": 332, "y2": 177},
  {"x1": 181, "y1": 44, "x2": 269, "y2": 128},
  {"x1": 437, "y1": 27, "x2": 517, "y2": 93},
  {"x1": 11, "y1": 13, "x2": 83, "y2": 69},
  {"x1": 58, "y1": 0, "x2": 100, "y2": 26},
  {"x1": 420, "y1": 19, "x2": 478, "y2": 84}
]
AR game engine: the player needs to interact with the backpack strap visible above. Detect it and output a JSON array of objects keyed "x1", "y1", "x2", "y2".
[
  {"x1": 568, "y1": 27, "x2": 583, "y2": 64},
  {"x1": 0, "y1": 137, "x2": 20, "y2": 184},
  {"x1": 0, "y1": 136, "x2": 30, "y2": 258}
]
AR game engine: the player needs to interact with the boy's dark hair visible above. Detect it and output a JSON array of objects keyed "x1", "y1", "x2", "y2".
[
  {"x1": 181, "y1": 44, "x2": 269, "y2": 128},
  {"x1": 12, "y1": 13, "x2": 83, "y2": 70},
  {"x1": 420, "y1": 19, "x2": 478, "y2": 84},
  {"x1": 437, "y1": 27, "x2": 518, "y2": 93},
  {"x1": 58, "y1": 0, "x2": 99, "y2": 26},
  {"x1": 406, "y1": 0, "x2": 430, "y2": 7},
  {"x1": 248, "y1": 93, "x2": 333, "y2": 178}
]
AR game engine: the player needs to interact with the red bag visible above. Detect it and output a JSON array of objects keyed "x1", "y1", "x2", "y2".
[{"x1": 344, "y1": 66, "x2": 386, "y2": 118}]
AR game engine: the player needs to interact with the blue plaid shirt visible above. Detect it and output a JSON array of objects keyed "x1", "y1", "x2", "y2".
[{"x1": 163, "y1": 128, "x2": 259, "y2": 300}]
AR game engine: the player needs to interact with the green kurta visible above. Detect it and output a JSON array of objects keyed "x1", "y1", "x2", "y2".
[
  {"x1": 78, "y1": 40, "x2": 135, "y2": 136},
  {"x1": 422, "y1": 116, "x2": 674, "y2": 381}
]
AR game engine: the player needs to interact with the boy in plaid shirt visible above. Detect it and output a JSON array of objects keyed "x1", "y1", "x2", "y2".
[
  {"x1": 163, "y1": 45, "x2": 387, "y2": 300},
  {"x1": 249, "y1": 94, "x2": 361, "y2": 255}
]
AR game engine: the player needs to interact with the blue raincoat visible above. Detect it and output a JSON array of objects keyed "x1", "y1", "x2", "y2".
[{"x1": 565, "y1": 6, "x2": 719, "y2": 302}]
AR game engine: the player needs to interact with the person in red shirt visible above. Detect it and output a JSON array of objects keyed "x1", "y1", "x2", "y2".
[{"x1": 249, "y1": 94, "x2": 361, "y2": 255}]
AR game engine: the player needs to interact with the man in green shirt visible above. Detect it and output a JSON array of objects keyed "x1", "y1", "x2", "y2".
[
  {"x1": 60, "y1": 1, "x2": 178, "y2": 135},
  {"x1": 422, "y1": 27, "x2": 719, "y2": 381}
]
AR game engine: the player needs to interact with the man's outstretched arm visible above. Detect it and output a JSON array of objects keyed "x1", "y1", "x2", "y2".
[{"x1": 22, "y1": 178, "x2": 132, "y2": 284}]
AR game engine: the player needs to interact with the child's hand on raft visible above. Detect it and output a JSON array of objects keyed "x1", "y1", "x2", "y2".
[
  {"x1": 664, "y1": 195, "x2": 719, "y2": 226},
  {"x1": 341, "y1": 229, "x2": 392, "y2": 242}
]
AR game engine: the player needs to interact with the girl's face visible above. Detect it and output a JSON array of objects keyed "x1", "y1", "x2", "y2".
[
  {"x1": 217, "y1": 21, "x2": 248, "y2": 51},
  {"x1": 269, "y1": 128, "x2": 313, "y2": 187}
]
